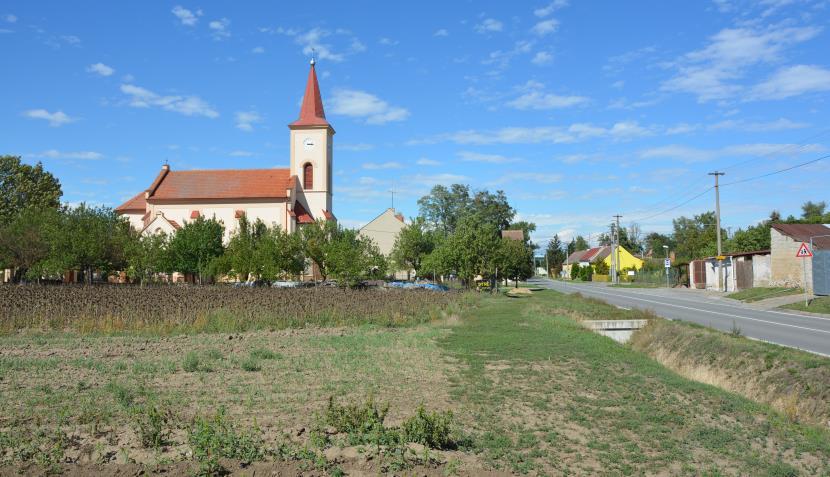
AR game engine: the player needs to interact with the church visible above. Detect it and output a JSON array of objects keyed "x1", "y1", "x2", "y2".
[{"x1": 116, "y1": 60, "x2": 335, "y2": 241}]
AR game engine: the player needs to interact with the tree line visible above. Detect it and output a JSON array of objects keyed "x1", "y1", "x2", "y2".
[
  {"x1": 2, "y1": 156, "x2": 536, "y2": 287},
  {"x1": 540, "y1": 199, "x2": 830, "y2": 275}
]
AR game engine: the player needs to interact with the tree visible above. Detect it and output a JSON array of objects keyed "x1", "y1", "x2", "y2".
[
  {"x1": 441, "y1": 215, "x2": 502, "y2": 287},
  {"x1": 497, "y1": 237, "x2": 534, "y2": 287},
  {"x1": 326, "y1": 228, "x2": 387, "y2": 287},
  {"x1": 644, "y1": 232, "x2": 675, "y2": 256},
  {"x1": 506, "y1": 221, "x2": 536, "y2": 242},
  {"x1": 0, "y1": 206, "x2": 61, "y2": 281},
  {"x1": 124, "y1": 231, "x2": 171, "y2": 285},
  {"x1": 223, "y1": 216, "x2": 268, "y2": 281},
  {"x1": 300, "y1": 219, "x2": 340, "y2": 281},
  {"x1": 390, "y1": 217, "x2": 435, "y2": 279},
  {"x1": 0, "y1": 155, "x2": 62, "y2": 226},
  {"x1": 801, "y1": 201, "x2": 827, "y2": 222},
  {"x1": 468, "y1": 189, "x2": 515, "y2": 231},
  {"x1": 573, "y1": 235, "x2": 589, "y2": 251},
  {"x1": 598, "y1": 224, "x2": 641, "y2": 254},
  {"x1": 47, "y1": 204, "x2": 131, "y2": 284},
  {"x1": 729, "y1": 224, "x2": 771, "y2": 253},
  {"x1": 545, "y1": 235, "x2": 566, "y2": 276},
  {"x1": 570, "y1": 263, "x2": 582, "y2": 281},
  {"x1": 417, "y1": 184, "x2": 472, "y2": 234},
  {"x1": 168, "y1": 216, "x2": 225, "y2": 284},
  {"x1": 256, "y1": 227, "x2": 306, "y2": 281},
  {"x1": 672, "y1": 211, "x2": 721, "y2": 261}
]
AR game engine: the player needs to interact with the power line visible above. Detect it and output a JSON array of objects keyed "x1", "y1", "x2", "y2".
[
  {"x1": 720, "y1": 154, "x2": 830, "y2": 187},
  {"x1": 630, "y1": 186, "x2": 714, "y2": 223},
  {"x1": 719, "y1": 127, "x2": 830, "y2": 173}
]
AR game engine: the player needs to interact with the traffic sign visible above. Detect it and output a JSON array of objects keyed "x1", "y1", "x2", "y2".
[
  {"x1": 796, "y1": 242, "x2": 813, "y2": 258},
  {"x1": 664, "y1": 259, "x2": 671, "y2": 268}
]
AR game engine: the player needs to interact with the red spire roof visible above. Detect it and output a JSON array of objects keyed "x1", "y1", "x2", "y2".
[{"x1": 290, "y1": 61, "x2": 329, "y2": 128}]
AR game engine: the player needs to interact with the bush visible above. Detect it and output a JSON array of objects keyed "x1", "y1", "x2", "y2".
[
  {"x1": 570, "y1": 264, "x2": 581, "y2": 280},
  {"x1": 321, "y1": 396, "x2": 396, "y2": 446},
  {"x1": 131, "y1": 404, "x2": 171, "y2": 449},
  {"x1": 240, "y1": 357, "x2": 261, "y2": 372},
  {"x1": 402, "y1": 405, "x2": 456, "y2": 450},
  {"x1": 189, "y1": 407, "x2": 265, "y2": 475}
]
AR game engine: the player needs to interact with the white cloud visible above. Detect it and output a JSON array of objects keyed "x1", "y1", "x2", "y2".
[
  {"x1": 639, "y1": 142, "x2": 827, "y2": 163},
  {"x1": 4, "y1": 14, "x2": 17, "y2": 23},
  {"x1": 276, "y1": 27, "x2": 365, "y2": 63},
  {"x1": 86, "y1": 62, "x2": 114, "y2": 76},
  {"x1": 29, "y1": 149, "x2": 103, "y2": 160},
  {"x1": 417, "y1": 157, "x2": 440, "y2": 166},
  {"x1": 749, "y1": 64, "x2": 830, "y2": 100},
  {"x1": 229, "y1": 150, "x2": 254, "y2": 157},
  {"x1": 534, "y1": 0, "x2": 569, "y2": 17},
  {"x1": 531, "y1": 19, "x2": 559, "y2": 36},
  {"x1": 709, "y1": 117, "x2": 809, "y2": 131},
  {"x1": 338, "y1": 143, "x2": 375, "y2": 152},
  {"x1": 661, "y1": 25, "x2": 821, "y2": 102},
  {"x1": 407, "y1": 173, "x2": 469, "y2": 186},
  {"x1": 531, "y1": 51, "x2": 553, "y2": 65},
  {"x1": 409, "y1": 121, "x2": 651, "y2": 145},
  {"x1": 490, "y1": 172, "x2": 562, "y2": 185},
  {"x1": 507, "y1": 90, "x2": 589, "y2": 110},
  {"x1": 61, "y1": 35, "x2": 80, "y2": 45},
  {"x1": 433, "y1": 29, "x2": 449, "y2": 37},
  {"x1": 475, "y1": 18, "x2": 503, "y2": 34},
  {"x1": 379, "y1": 37, "x2": 398, "y2": 46},
  {"x1": 22, "y1": 109, "x2": 76, "y2": 127},
  {"x1": 171, "y1": 6, "x2": 201, "y2": 26},
  {"x1": 666, "y1": 123, "x2": 697, "y2": 135},
  {"x1": 457, "y1": 151, "x2": 520, "y2": 164},
  {"x1": 362, "y1": 161, "x2": 403, "y2": 170},
  {"x1": 251, "y1": 46, "x2": 265, "y2": 54},
  {"x1": 329, "y1": 89, "x2": 410, "y2": 125},
  {"x1": 209, "y1": 18, "x2": 230, "y2": 39},
  {"x1": 235, "y1": 111, "x2": 262, "y2": 131},
  {"x1": 120, "y1": 84, "x2": 219, "y2": 118},
  {"x1": 482, "y1": 40, "x2": 534, "y2": 71}
]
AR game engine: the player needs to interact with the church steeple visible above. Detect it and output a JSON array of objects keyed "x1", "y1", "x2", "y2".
[{"x1": 290, "y1": 59, "x2": 329, "y2": 128}]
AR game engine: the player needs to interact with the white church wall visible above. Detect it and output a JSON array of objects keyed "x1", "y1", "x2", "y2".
[{"x1": 145, "y1": 201, "x2": 287, "y2": 242}]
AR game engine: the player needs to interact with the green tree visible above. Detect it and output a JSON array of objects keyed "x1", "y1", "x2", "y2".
[
  {"x1": 46, "y1": 204, "x2": 131, "y2": 283},
  {"x1": 570, "y1": 263, "x2": 582, "y2": 281},
  {"x1": 432, "y1": 215, "x2": 502, "y2": 288},
  {"x1": 326, "y1": 228, "x2": 387, "y2": 286},
  {"x1": 506, "y1": 221, "x2": 536, "y2": 243},
  {"x1": 573, "y1": 235, "x2": 589, "y2": 251},
  {"x1": 300, "y1": 219, "x2": 339, "y2": 281},
  {"x1": 254, "y1": 226, "x2": 306, "y2": 281},
  {"x1": 545, "y1": 235, "x2": 566, "y2": 276},
  {"x1": 598, "y1": 224, "x2": 642, "y2": 254},
  {"x1": 801, "y1": 200, "x2": 827, "y2": 222},
  {"x1": 644, "y1": 232, "x2": 675, "y2": 256},
  {"x1": 0, "y1": 155, "x2": 62, "y2": 226},
  {"x1": 672, "y1": 211, "x2": 721, "y2": 261},
  {"x1": 124, "y1": 231, "x2": 171, "y2": 285},
  {"x1": 168, "y1": 216, "x2": 225, "y2": 284},
  {"x1": 390, "y1": 217, "x2": 435, "y2": 279},
  {"x1": 0, "y1": 207, "x2": 61, "y2": 281},
  {"x1": 223, "y1": 216, "x2": 268, "y2": 281},
  {"x1": 497, "y1": 237, "x2": 534, "y2": 287},
  {"x1": 417, "y1": 184, "x2": 472, "y2": 234}
]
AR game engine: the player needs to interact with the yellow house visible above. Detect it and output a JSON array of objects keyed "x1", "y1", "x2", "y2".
[{"x1": 563, "y1": 245, "x2": 643, "y2": 279}]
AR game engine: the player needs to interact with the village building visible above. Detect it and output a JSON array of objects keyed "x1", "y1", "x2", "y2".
[
  {"x1": 358, "y1": 208, "x2": 409, "y2": 279},
  {"x1": 689, "y1": 250, "x2": 771, "y2": 292},
  {"x1": 116, "y1": 59, "x2": 335, "y2": 242},
  {"x1": 769, "y1": 223, "x2": 830, "y2": 294},
  {"x1": 562, "y1": 245, "x2": 644, "y2": 280}
]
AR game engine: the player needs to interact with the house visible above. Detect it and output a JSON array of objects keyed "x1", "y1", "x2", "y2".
[
  {"x1": 561, "y1": 245, "x2": 644, "y2": 279},
  {"x1": 689, "y1": 250, "x2": 771, "y2": 292},
  {"x1": 116, "y1": 59, "x2": 335, "y2": 243},
  {"x1": 358, "y1": 208, "x2": 409, "y2": 279},
  {"x1": 769, "y1": 223, "x2": 830, "y2": 293}
]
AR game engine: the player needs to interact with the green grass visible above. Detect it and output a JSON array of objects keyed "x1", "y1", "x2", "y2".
[
  {"x1": 609, "y1": 282, "x2": 664, "y2": 288},
  {"x1": 439, "y1": 290, "x2": 830, "y2": 475},
  {"x1": 782, "y1": 295, "x2": 830, "y2": 314},
  {"x1": 726, "y1": 287, "x2": 803, "y2": 302}
]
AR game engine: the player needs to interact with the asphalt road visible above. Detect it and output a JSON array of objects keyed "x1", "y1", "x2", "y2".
[{"x1": 530, "y1": 277, "x2": 830, "y2": 357}]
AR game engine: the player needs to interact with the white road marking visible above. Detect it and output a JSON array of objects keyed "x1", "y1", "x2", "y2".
[{"x1": 555, "y1": 282, "x2": 830, "y2": 336}]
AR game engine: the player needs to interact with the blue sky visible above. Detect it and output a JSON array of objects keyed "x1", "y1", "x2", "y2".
[{"x1": 2, "y1": 1, "x2": 829, "y2": 247}]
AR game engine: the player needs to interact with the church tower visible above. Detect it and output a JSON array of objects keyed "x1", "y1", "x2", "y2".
[{"x1": 289, "y1": 59, "x2": 334, "y2": 218}]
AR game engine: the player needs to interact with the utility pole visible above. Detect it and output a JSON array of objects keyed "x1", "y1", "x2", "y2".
[
  {"x1": 612, "y1": 215, "x2": 622, "y2": 284},
  {"x1": 709, "y1": 172, "x2": 725, "y2": 291}
]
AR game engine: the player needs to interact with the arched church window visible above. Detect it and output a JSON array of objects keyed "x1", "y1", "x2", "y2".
[{"x1": 303, "y1": 163, "x2": 313, "y2": 189}]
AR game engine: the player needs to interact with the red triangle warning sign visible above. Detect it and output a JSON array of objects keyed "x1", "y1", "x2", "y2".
[{"x1": 796, "y1": 242, "x2": 813, "y2": 258}]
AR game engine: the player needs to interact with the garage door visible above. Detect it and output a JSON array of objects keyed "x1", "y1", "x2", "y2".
[{"x1": 814, "y1": 250, "x2": 830, "y2": 296}]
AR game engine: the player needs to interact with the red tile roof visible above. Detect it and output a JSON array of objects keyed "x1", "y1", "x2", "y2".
[
  {"x1": 322, "y1": 210, "x2": 335, "y2": 221},
  {"x1": 772, "y1": 223, "x2": 830, "y2": 249},
  {"x1": 293, "y1": 202, "x2": 315, "y2": 224},
  {"x1": 115, "y1": 191, "x2": 147, "y2": 213},
  {"x1": 190, "y1": 210, "x2": 201, "y2": 219},
  {"x1": 149, "y1": 168, "x2": 292, "y2": 201},
  {"x1": 234, "y1": 209, "x2": 245, "y2": 219},
  {"x1": 289, "y1": 63, "x2": 330, "y2": 128}
]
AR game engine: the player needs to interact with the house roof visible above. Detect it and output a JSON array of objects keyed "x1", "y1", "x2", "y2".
[
  {"x1": 501, "y1": 229, "x2": 525, "y2": 241},
  {"x1": 115, "y1": 191, "x2": 147, "y2": 213},
  {"x1": 566, "y1": 250, "x2": 587, "y2": 263},
  {"x1": 292, "y1": 202, "x2": 315, "y2": 224},
  {"x1": 148, "y1": 167, "x2": 293, "y2": 201},
  {"x1": 289, "y1": 62, "x2": 330, "y2": 128},
  {"x1": 771, "y1": 223, "x2": 830, "y2": 249},
  {"x1": 579, "y1": 246, "x2": 612, "y2": 263}
]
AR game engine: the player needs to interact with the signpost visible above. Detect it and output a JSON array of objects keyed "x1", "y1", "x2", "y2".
[
  {"x1": 797, "y1": 242, "x2": 813, "y2": 307},
  {"x1": 664, "y1": 258, "x2": 671, "y2": 288}
]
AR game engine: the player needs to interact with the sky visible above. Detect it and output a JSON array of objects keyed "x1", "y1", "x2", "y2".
[{"x1": 2, "y1": 1, "x2": 829, "y2": 248}]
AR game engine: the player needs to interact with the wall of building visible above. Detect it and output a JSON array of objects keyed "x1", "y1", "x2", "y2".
[
  {"x1": 358, "y1": 209, "x2": 405, "y2": 256},
  {"x1": 770, "y1": 228, "x2": 813, "y2": 291},
  {"x1": 752, "y1": 254, "x2": 771, "y2": 287},
  {"x1": 602, "y1": 247, "x2": 644, "y2": 271},
  {"x1": 146, "y1": 199, "x2": 287, "y2": 243},
  {"x1": 290, "y1": 127, "x2": 332, "y2": 218}
]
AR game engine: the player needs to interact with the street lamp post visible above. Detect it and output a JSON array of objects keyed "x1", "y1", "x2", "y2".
[{"x1": 663, "y1": 245, "x2": 670, "y2": 289}]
